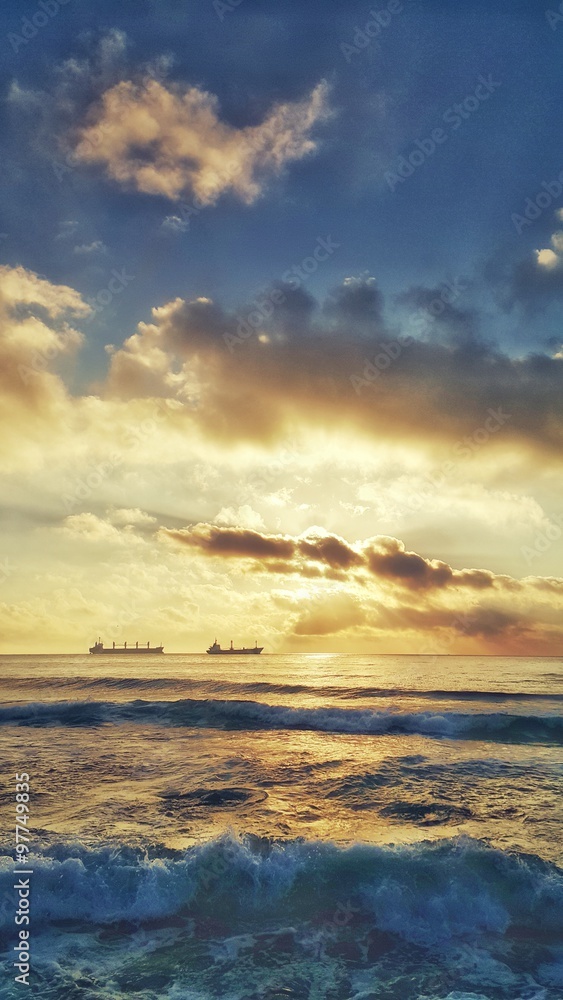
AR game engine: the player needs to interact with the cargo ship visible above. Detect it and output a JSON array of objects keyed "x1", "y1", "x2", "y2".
[
  {"x1": 206, "y1": 639, "x2": 263, "y2": 655},
  {"x1": 89, "y1": 639, "x2": 164, "y2": 654}
]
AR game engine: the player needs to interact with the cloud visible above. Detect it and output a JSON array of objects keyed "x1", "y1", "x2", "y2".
[
  {"x1": 161, "y1": 523, "x2": 563, "y2": 651},
  {"x1": 0, "y1": 264, "x2": 187, "y2": 475},
  {"x1": 161, "y1": 215, "x2": 190, "y2": 234},
  {"x1": 324, "y1": 274, "x2": 384, "y2": 329},
  {"x1": 491, "y1": 214, "x2": 563, "y2": 312},
  {"x1": 161, "y1": 523, "x2": 520, "y2": 593},
  {"x1": 536, "y1": 248, "x2": 559, "y2": 270},
  {"x1": 508, "y1": 254, "x2": 563, "y2": 310},
  {"x1": 106, "y1": 507, "x2": 157, "y2": 527},
  {"x1": 163, "y1": 523, "x2": 363, "y2": 574},
  {"x1": 0, "y1": 264, "x2": 90, "y2": 323},
  {"x1": 2, "y1": 263, "x2": 562, "y2": 501},
  {"x1": 104, "y1": 278, "x2": 563, "y2": 456},
  {"x1": 365, "y1": 536, "x2": 496, "y2": 591},
  {"x1": 396, "y1": 282, "x2": 481, "y2": 349},
  {"x1": 73, "y1": 240, "x2": 108, "y2": 255},
  {"x1": 215, "y1": 505, "x2": 265, "y2": 531},
  {"x1": 293, "y1": 593, "x2": 367, "y2": 635},
  {"x1": 0, "y1": 265, "x2": 90, "y2": 469},
  {"x1": 164, "y1": 523, "x2": 296, "y2": 560},
  {"x1": 7, "y1": 31, "x2": 134, "y2": 168},
  {"x1": 71, "y1": 78, "x2": 331, "y2": 204},
  {"x1": 60, "y1": 512, "x2": 142, "y2": 544}
]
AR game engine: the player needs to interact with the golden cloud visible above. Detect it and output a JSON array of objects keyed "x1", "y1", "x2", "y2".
[
  {"x1": 160, "y1": 523, "x2": 534, "y2": 594},
  {"x1": 72, "y1": 78, "x2": 331, "y2": 203},
  {"x1": 162, "y1": 523, "x2": 563, "y2": 650},
  {"x1": 0, "y1": 265, "x2": 89, "y2": 470}
]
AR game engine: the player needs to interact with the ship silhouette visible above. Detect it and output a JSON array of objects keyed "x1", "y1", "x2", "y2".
[
  {"x1": 89, "y1": 639, "x2": 164, "y2": 654},
  {"x1": 206, "y1": 639, "x2": 263, "y2": 655}
]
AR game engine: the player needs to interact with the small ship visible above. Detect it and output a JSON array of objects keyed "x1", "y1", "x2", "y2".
[
  {"x1": 89, "y1": 639, "x2": 164, "y2": 654},
  {"x1": 206, "y1": 639, "x2": 263, "y2": 655}
]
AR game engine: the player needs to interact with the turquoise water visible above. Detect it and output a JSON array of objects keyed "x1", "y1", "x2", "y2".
[{"x1": 0, "y1": 654, "x2": 562, "y2": 998}]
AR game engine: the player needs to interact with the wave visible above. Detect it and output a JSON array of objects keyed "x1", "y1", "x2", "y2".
[
  {"x1": 2, "y1": 837, "x2": 562, "y2": 1000},
  {"x1": 0, "y1": 835, "x2": 561, "y2": 949},
  {"x1": 4, "y1": 675, "x2": 563, "y2": 702},
  {"x1": 1, "y1": 696, "x2": 563, "y2": 743},
  {"x1": 4, "y1": 677, "x2": 563, "y2": 705}
]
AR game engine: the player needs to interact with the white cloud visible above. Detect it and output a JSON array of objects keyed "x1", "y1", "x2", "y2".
[
  {"x1": 60, "y1": 512, "x2": 143, "y2": 544},
  {"x1": 215, "y1": 505, "x2": 265, "y2": 530},
  {"x1": 107, "y1": 507, "x2": 157, "y2": 527}
]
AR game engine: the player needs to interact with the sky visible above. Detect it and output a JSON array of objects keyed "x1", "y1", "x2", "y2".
[{"x1": 1, "y1": 0, "x2": 563, "y2": 653}]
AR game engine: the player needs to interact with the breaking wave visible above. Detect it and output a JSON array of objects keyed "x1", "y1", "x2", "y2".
[
  {"x1": 1, "y1": 835, "x2": 562, "y2": 947},
  {"x1": 1, "y1": 697, "x2": 562, "y2": 743}
]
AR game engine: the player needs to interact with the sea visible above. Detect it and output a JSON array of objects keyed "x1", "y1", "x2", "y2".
[{"x1": 0, "y1": 653, "x2": 562, "y2": 1000}]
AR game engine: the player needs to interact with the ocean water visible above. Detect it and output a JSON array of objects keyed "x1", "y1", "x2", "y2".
[{"x1": 0, "y1": 653, "x2": 562, "y2": 1000}]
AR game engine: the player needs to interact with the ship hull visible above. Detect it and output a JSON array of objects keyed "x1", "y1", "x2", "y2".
[
  {"x1": 207, "y1": 648, "x2": 263, "y2": 655},
  {"x1": 89, "y1": 647, "x2": 164, "y2": 654}
]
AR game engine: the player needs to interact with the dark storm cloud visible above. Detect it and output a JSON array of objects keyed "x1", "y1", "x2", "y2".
[
  {"x1": 164, "y1": 524, "x2": 296, "y2": 560},
  {"x1": 108, "y1": 277, "x2": 563, "y2": 456}
]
